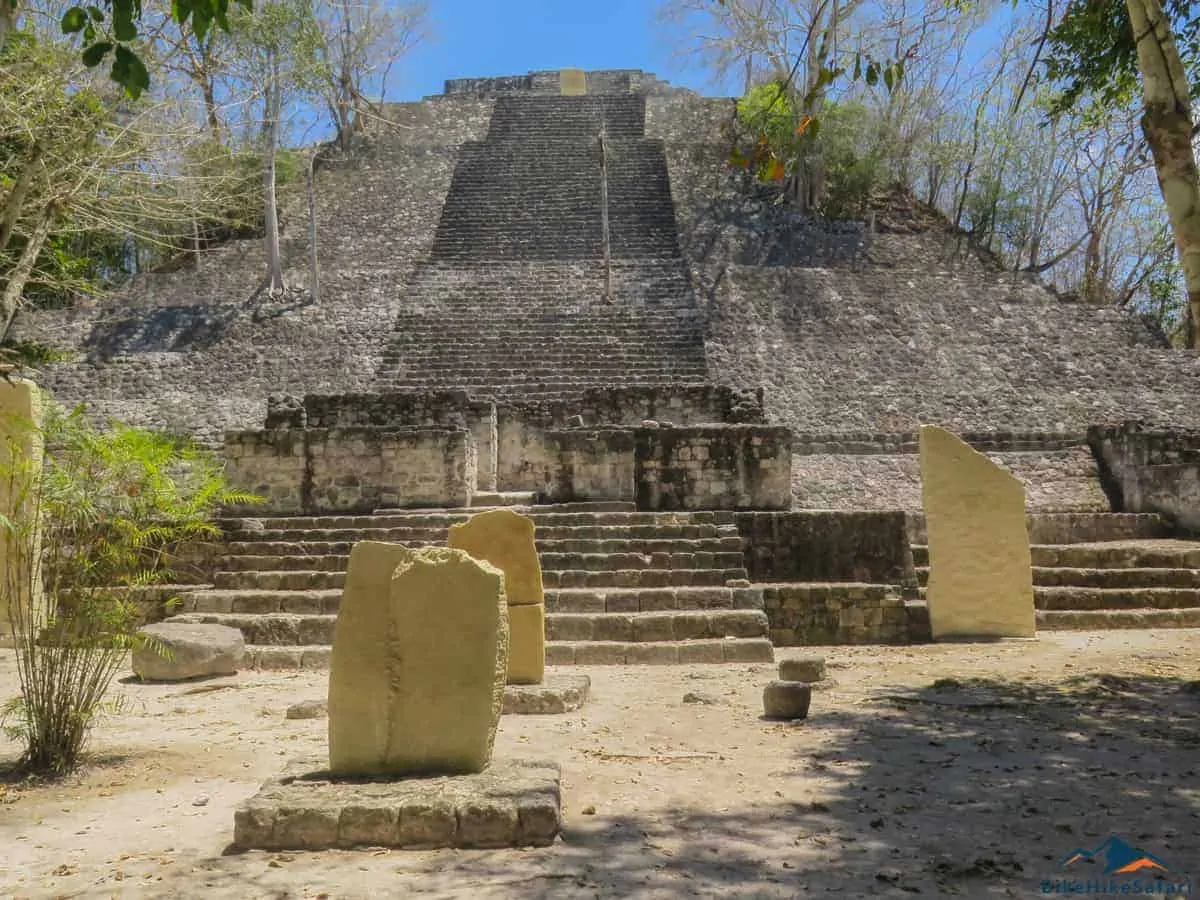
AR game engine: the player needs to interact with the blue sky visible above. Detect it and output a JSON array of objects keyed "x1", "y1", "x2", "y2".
[{"x1": 390, "y1": 0, "x2": 732, "y2": 100}]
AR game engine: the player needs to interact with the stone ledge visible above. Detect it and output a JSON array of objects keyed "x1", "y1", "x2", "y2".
[
  {"x1": 502, "y1": 675, "x2": 590, "y2": 714},
  {"x1": 232, "y1": 757, "x2": 561, "y2": 851}
]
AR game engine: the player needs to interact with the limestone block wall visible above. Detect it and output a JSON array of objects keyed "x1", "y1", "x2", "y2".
[
  {"x1": 734, "y1": 511, "x2": 913, "y2": 585},
  {"x1": 635, "y1": 425, "x2": 791, "y2": 510},
  {"x1": 534, "y1": 425, "x2": 791, "y2": 509},
  {"x1": 224, "y1": 427, "x2": 475, "y2": 514},
  {"x1": 1089, "y1": 424, "x2": 1200, "y2": 534},
  {"x1": 302, "y1": 392, "x2": 497, "y2": 492},
  {"x1": 762, "y1": 584, "x2": 909, "y2": 646},
  {"x1": 494, "y1": 385, "x2": 765, "y2": 492},
  {"x1": 540, "y1": 429, "x2": 637, "y2": 503}
]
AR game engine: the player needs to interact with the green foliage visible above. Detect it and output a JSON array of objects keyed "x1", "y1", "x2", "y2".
[
  {"x1": 0, "y1": 339, "x2": 75, "y2": 367},
  {"x1": 60, "y1": 0, "x2": 252, "y2": 98},
  {"x1": 1045, "y1": 0, "x2": 1200, "y2": 115},
  {"x1": 733, "y1": 86, "x2": 883, "y2": 219},
  {"x1": 810, "y1": 101, "x2": 884, "y2": 220},
  {"x1": 0, "y1": 401, "x2": 260, "y2": 775}
]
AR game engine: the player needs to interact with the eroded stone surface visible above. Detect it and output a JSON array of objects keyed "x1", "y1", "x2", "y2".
[
  {"x1": 502, "y1": 674, "x2": 590, "y2": 715},
  {"x1": 762, "y1": 680, "x2": 812, "y2": 719},
  {"x1": 286, "y1": 699, "x2": 327, "y2": 720},
  {"x1": 132, "y1": 622, "x2": 244, "y2": 681},
  {"x1": 778, "y1": 656, "x2": 826, "y2": 683},
  {"x1": 505, "y1": 602, "x2": 545, "y2": 685},
  {"x1": 232, "y1": 757, "x2": 561, "y2": 851},
  {"x1": 327, "y1": 542, "x2": 509, "y2": 776},
  {"x1": 919, "y1": 425, "x2": 1036, "y2": 639},
  {"x1": 448, "y1": 509, "x2": 543, "y2": 607}
]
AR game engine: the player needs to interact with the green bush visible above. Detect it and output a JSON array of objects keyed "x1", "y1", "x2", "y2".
[{"x1": 0, "y1": 401, "x2": 259, "y2": 776}]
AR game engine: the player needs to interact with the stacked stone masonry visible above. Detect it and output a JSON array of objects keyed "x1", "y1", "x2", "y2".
[{"x1": 10, "y1": 69, "x2": 1200, "y2": 645}]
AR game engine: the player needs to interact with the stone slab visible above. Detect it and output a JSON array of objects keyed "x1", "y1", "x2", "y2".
[
  {"x1": 502, "y1": 674, "x2": 590, "y2": 715},
  {"x1": 328, "y1": 542, "x2": 509, "y2": 776},
  {"x1": 232, "y1": 757, "x2": 561, "y2": 851},
  {"x1": 448, "y1": 508, "x2": 544, "y2": 606},
  {"x1": 132, "y1": 622, "x2": 244, "y2": 681},
  {"x1": 506, "y1": 602, "x2": 545, "y2": 685},
  {"x1": 919, "y1": 425, "x2": 1036, "y2": 640},
  {"x1": 560, "y1": 68, "x2": 587, "y2": 95}
]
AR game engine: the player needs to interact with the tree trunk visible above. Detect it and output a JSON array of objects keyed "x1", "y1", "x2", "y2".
[
  {"x1": 1127, "y1": 0, "x2": 1200, "y2": 347},
  {"x1": 0, "y1": 147, "x2": 43, "y2": 255},
  {"x1": 306, "y1": 153, "x2": 320, "y2": 304},
  {"x1": 200, "y1": 76, "x2": 222, "y2": 144},
  {"x1": 0, "y1": 0, "x2": 18, "y2": 54},
  {"x1": 263, "y1": 50, "x2": 285, "y2": 295},
  {"x1": 0, "y1": 202, "x2": 54, "y2": 342}
]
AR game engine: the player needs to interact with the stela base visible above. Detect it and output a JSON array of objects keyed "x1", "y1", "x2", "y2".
[
  {"x1": 502, "y1": 674, "x2": 590, "y2": 715},
  {"x1": 233, "y1": 757, "x2": 561, "y2": 851}
]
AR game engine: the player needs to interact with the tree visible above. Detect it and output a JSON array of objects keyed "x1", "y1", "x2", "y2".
[
  {"x1": 226, "y1": 0, "x2": 322, "y2": 295},
  {"x1": 309, "y1": 0, "x2": 429, "y2": 151},
  {"x1": 1046, "y1": 0, "x2": 1199, "y2": 344},
  {"x1": 1, "y1": 28, "x2": 258, "y2": 341}
]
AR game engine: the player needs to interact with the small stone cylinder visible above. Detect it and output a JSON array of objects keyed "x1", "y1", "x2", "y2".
[
  {"x1": 778, "y1": 656, "x2": 826, "y2": 683},
  {"x1": 763, "y1": 680, "x2": 812, "y2": 719}
]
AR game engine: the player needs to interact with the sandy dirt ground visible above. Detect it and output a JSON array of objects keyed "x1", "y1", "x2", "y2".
[{"x1": 1, "y1": 630, "x2": 1198, "y2": 899}]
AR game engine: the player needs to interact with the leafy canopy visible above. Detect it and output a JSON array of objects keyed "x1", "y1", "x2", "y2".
[{"x1": 60, "y1": 0, "x2": 252, "y2": 99}]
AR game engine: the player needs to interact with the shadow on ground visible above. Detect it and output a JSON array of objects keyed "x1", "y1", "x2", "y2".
[{"x1": 132, "y1": 671, "x2": 1200, "y2": 899}]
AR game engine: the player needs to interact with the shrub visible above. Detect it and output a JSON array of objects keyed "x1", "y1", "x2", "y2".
[{"x1": 0, "y1": 401, "x2": 258, "y2": 776}]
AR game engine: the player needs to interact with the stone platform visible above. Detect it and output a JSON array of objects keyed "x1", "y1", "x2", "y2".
[
  {"x1": 502, "y1": 674, "x2": 590, "y2": 714},
  {"x1": 233, "y1": 757, "x2": 561, "y2": 851}
]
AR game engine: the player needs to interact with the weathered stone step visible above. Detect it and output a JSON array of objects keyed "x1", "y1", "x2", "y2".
[
  {"x1": 908, "y1": 513, "x2": 1169, "y2": 548},
  {"x1": 241, "y1": 523, "x2": 733, "y2": 543},
  {"x1": 1032, "y1": 567, "x2": 1200, "y2": 588},
  {"x1": 242, "y1": 638, "x2": 775, "y2": 670},
  {"x1": 537, "y1": 551, "x2": 745, "y2": 572},
  {"x1": 221, "y1": 554, "x2": 353, "y2": 572},
  {"x1": 541, "y1": 568, "x2": 747, "y2": 589},
  {"x1": 1037, "y1": 608, "x2": 1200, "y2": 630},
  {"x1": 220, "y1": 536, "x2": 744, "y2": 569},
  {"x1": 1031, "y1": 542, "x2": 1200, "y2": 569},
  {"x1": 1034, "y1": 586, "x2": 1200, "y2": 611},
  {"x1": 911, "y1": 540, "x2": 1200, "y2": 569},
  {"x1": 545, "y1": 610, "x2": 766, "y2": 643},
  {"x1": 545, "y1": 585, "x2": 762, "y2": 614},
  {"x1": 243, "y1": 644, "x2": 331, "y2": 670},
  {"x1": 229, "y1": 510, "x2": 736, "y2": 531},
  {"x1": 176, "y1": 589, "x2": 341, "y2": 616},
  {"x1": 169, "y1": 612, "x2": 337, "y2": 646},
  {"x1": 913, "y1": 565, "x2": 1200, "y2": 589},
  {"x1": 213, "y1": 570, "x2": 345, "y2": 591},
  {"x1": 545, "y1": 638, "x2": 774, "y2": 665}
]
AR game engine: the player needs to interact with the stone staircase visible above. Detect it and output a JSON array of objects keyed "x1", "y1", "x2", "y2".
[
  {"x1": 372, "y1": 91, "x2": 708, "y2": 399},
  {"x1": 166, "y1": 503, "x2": 774, "y2": 668},
  {"x1": 910, "y1": 513, "x2": 1200, "y2": 629}
]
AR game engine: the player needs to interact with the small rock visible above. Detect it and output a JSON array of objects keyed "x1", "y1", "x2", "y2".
[
  {"x1": 763, "y1": 681, "x2": 812, "y2": 719},
  {"x1": 285, "y1": 699, "x2": 327, "y2": 720},
  {"x1": 779, "y1": 656, "x2": 826, "y2": 683},
  {"x1": 682, "y1": 691, "x2": 722, "y2": 705},
  {"x1": 192, "y1": 795, "x2": 209, "y2": 807},
  {"x1": 581, "y1": 805, "x2": 596, "y2": 815},
  {"x1": 132, "y1": 623, "x2": 244, "y2": 682}
]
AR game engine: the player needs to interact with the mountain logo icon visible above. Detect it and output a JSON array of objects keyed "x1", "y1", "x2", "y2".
[{"x1": 1060, "y1": 836, "x2": 1173, "y2": 876}]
